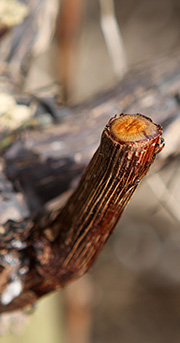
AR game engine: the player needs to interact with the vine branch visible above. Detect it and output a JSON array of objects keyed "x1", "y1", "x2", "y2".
[{"x1": 0, "y1": 113, "x2": 164, "y2": 313}]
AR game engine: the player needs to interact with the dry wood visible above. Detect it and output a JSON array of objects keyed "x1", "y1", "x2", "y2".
[
  {"x1": 0, "y1": 1, "x2": 179, "y2": 316},
  {"x1": 0, "y1": 113, "x2": 163, "y2": 313},
  {"x1": 0, "y1": 53, "x2": 179, "y2": 247}
]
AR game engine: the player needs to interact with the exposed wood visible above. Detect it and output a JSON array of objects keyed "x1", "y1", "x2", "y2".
[
  {"x1": 0, "y1": 1, "x2": 179, "y2": 316},
  {"x1": 0, "y1": 114, "x2": 163, "y2": 313},
  {"x1": 0, "y1": 52, "x2": 180, "y2": 238},
  {"x1": 2, "y1": 52, "x2": 179, "y2": 219}
]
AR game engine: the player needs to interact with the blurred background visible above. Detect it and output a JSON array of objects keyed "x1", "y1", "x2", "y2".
[
  {"x1": 24, "y1": 0, "x2": 180, "y2": 103},
  {"x1": 1, "y1": 0, "x2": 180, "y2": 342}
]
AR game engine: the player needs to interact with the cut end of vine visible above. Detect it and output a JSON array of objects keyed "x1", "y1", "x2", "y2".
[{"x1": 110, "y1": 114, "x2": 161, "y2": 143}]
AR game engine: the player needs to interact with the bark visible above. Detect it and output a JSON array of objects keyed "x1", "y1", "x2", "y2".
[
  {"x1": 3, "y1": 52, "x2": 180, "y2": 216},
  {"x1": 0, "y1": 113, "x2": 163, "y2": 313},
  {"x1": 0, "y1": 2, "x2": 179, "y2": 314}
]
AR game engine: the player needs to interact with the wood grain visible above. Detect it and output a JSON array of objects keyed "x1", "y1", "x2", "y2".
[{"x1": 0, "y1": 113, "x2": 163, "y2": 313}]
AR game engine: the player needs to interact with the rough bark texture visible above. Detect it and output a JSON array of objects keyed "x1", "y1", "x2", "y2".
[
  {"x1": 0, "y1": 1, "x2": 179, "y2": 316},
  {"x1": 0, "y1": 114, "x2": 163, "y2": 313}
]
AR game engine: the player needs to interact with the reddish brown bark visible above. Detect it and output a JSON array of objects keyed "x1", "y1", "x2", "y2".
[{"x1": 0, "y1": 113, "x2": 163, "y2": 313}]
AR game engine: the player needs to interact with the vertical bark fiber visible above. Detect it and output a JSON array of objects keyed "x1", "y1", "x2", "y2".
[
  {"x1": 0, "y1": 113, "x2": 164, "y2": 312},
  {"x1": 49, "y1": 113, "x2": 163, "y2": 285}
]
